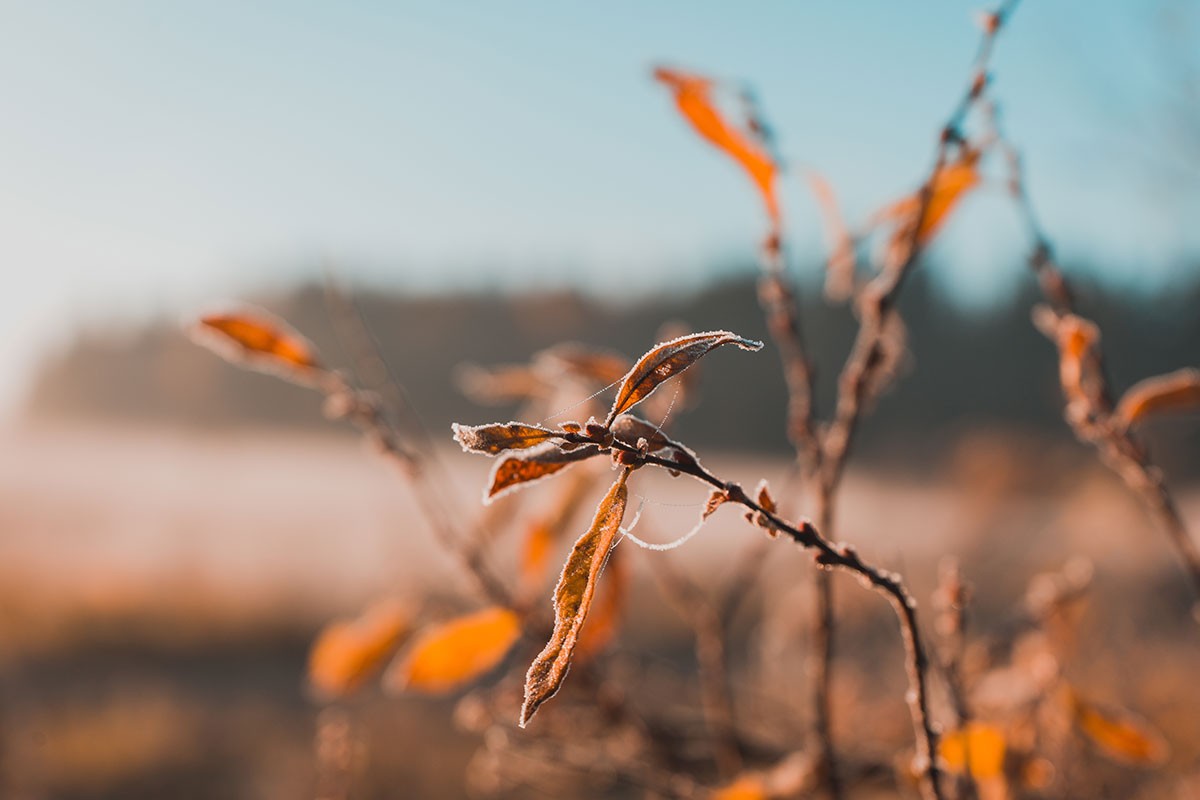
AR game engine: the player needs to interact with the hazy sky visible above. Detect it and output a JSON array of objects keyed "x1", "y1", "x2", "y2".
[{"x1": 2, "y1": 1, "x2": 1198, "y2": 415}]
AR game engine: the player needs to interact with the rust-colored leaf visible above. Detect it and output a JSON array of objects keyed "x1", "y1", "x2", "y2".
[
  {"x1": 605, "y1": 332, "x2": 763, "y2": 426},
  {"x1": 487, "y1": 442, "x2": 604, "y2": 502},
  {"x1": 192, "y1": 308, "x2": 324, "y2": 383},
  {"x1": 575, "y1": 544, "x2": 629, "y2": 662},
  {"x1": 308, "y1": 600, "x2": 409, "y2": 700},
  {"x1": 711, "y1": 775, "x2": 768, "y2": 800},
  {"x1": 653, "y1": 67, "x2": 780, "y2": 233},
  {"x1": 521, "y1": 470, "x2": 630, "y2": 726},
  {"x1": 939, "y1": 722, "x2": 1007, "y2": 779},
  {"x1": 452, "y1": 422, "x2": 561, "y2": 455},
  {"x1": 704, "y1": 488, "x2": 731, "y2": 520},
  {"x1": 388, "y1": 607, "x2": 522, "y2": 695},
  {"x1": 1116, "y1": 368, "x2": 1200, "y2": 428},
  {"x1": 1069, "y1": 690, "x2": 1169, "y2": 766},
  {"x1": 754, "y1": 480, "x2": 777, "y2": 515}
]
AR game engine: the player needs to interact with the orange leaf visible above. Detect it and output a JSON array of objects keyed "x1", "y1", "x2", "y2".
[
  {"x1": 1033, "y1": 309, "x2": 1102, "y2": 420},
  {"x1": 192, "y1": 307, "x2": 324, "y2": 383},
  {"x1": 452, "y1": 422, "x2": 562, "y2": 455},
  {"x1": 605, "y1": 331, "x2": 763, "y2": 426},
  {"x1": 487, "y1": 442, "x2": 604, "y2": 502},
  {"x1": 876, "y1": 148, "x2": 981, "y2": 249},
  {"x1": 1069, "y1": 690, "x2": 1169, "y2": 766},
  {"x1": 308, "y1": 600, "x2": 410, "y2": 699},
  {"x1": 575, "y1": 544, "x2": 629, "y2": 662},
  {"x1": 939, "y1": 722, "x2": 1007, "y2": 779},
  {"x1": 711, "y1": 775, "x2": 768, "y2": 800},
  {"x1": 654, "y1": 67, "x2": 780, "y2": 233},
  {"x1": 521, "y1": 470, "x2": 630, "y2": 726},
  {"x1": 388, "y1": 607, "x2": 522, "y2": 695},
  {"x1": 1116, "y1": 368, "x2": 1200, "y2": 428}
]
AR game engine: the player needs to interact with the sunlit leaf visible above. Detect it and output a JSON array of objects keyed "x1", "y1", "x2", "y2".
[
  {"x1": 1116, "y1": 368, "x2": 1200, "y2": 428},
  {"x1": 876, "y1": 148, "x2": 981, "y2": 251},
  {"x1": 711, "y1": 775, "x2": 767, "y2": 800},
  {"x1": 939, "y1": 722, "x2": 1007, "y2": 779},
  {"x1": 388, "y1": 607, "x2": 522, "y2": 695},
  {"x1": 452, "y1": 422, "x2": 562, "y2": 456},
  {"x1": 1069, "y1": 690, "x2": 1169, "y2": 766},
  {"x1": 191, "y1": 308, "x2": 324, "y2": 384},
  {"x1": 653, "y1": 67, "x2": 780, "y2": 233},
  {"x1": 575, "y1": 544, "x2": 629, "y2": 662},
  {"x1": 308, "y1": 600, "x2": 409, "y2": 699},
  {"x1": 605, "y1": 331, "x2": 763, "y2": 426},
  {"x1": 521, "y1": 470, "x2": 630, "y2": 726},
  {"x1": 487, "y1": 442, "x2": 604, "y2": 502}
]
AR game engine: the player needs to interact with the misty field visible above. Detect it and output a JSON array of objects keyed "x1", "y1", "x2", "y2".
[{"x1": 1, "y1": 425, "x2": 1197, "y2": 798}]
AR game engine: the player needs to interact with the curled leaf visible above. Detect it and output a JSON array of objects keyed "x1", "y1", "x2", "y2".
[
  {"x1": 487, "y1": 442, "x2": 604, "y2": 502},
  {"x1": 388, "y1": 607, "x2": 522, "y2": 695},
  {"x1": 653, "y1": 66, "x2": 780, "y2": 233},
  {"x1": 939, "y1": 722, "x2": 1007, "y2": 779},
  {"x1": 191, "y1": 307, "x2": 324, "y2": 383},
  {"x1": 704, "y1": 488, "x2": 731, "y2": 520},
  {"x1": 605, "y1": 331, "x2": 763, "y2": 425},
  {"x1": 452, "y1": 422, "x2": 561, "y2": 455},
  {"x1": 521, "y1": 470, "x2": 630, "y2": 726},
  {"x1": 1116, "y1": 368, "x2": 1200, "y2": 428},
  {"x1": 1033, "y1": 308, "x2": 1102, "y2": 422},
  {"x1": 1068, "y1": 690, "x2": 1169, "y2": 766},
  {"x1": 308, "y1": 600, "x2": 409, "y2": 699}
]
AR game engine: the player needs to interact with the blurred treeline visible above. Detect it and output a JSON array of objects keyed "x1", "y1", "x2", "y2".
[{"x1": 25, "y1": 262, "x2": 1200, "y2": 475}]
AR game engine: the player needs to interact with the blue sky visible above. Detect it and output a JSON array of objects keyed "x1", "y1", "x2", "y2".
[{"x1": 1, "y1": 1, "x2": 1198, "y2": 413}]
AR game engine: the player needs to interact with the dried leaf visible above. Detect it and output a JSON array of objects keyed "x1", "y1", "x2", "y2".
[
  {"x1": 1033, "y1": 308, "x2": 1102, "y2": 421},
  {"x1": 704, "y1": 488, "x2": 731, "y2": 520},
  {"x1": 754, "y1": 480, "x2": 777, "y2": 514},
  {"x1": 806, "y1": 171, "x2": 857, "y2": 301},
  {"x1": 192, "y1": 308, "x2": 324, "y2": 383},
  {"x1": 876, "y1": 148, "x2": 981, "y2": 252},
  {"x1": 711, "y1": 775, "x2": 768, "y2": 800},
  {"x1": 653, "y1": 67, "x2": 780, "y2": 233},
  {"x1": 605, "y1": 331, "x2": 763, "y2": 425},
  {"x1": 939, "y1": 722, "x2": 1007, "y2": 779},
  {"x1": 452, "y1": 422, "x2": 561, "y2": 455},
  {"x1": 1069, "y1": 690, "x2": 1169, "y2": 766},
  {"x1": 575, "y1": 544, "x2": 629, "y2": 662},
  {"x1": 1116, "y1": 368, "x2": 1200, "y2": 428},
  {"x1": 308, "y1": 600, "x2": 409, "y2": 699},
  {"x1": 388, "y1": 607, "x2": 522, "y2": 695},
  {"x1": 487, "y1": 443, "x2": 604, "y2": 502},
  {"x1": 521, "y1": 470, "x2": 630, "y2": 726}
]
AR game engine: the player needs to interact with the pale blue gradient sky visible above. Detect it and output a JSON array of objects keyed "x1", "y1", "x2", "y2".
[{"x1": 1, "y1": 1, "x2": 1198, "y2": 414}]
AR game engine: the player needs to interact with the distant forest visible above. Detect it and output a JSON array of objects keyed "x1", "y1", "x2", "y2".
[{"x1": 26, "y1": 264, "x2": 1200, "y2": 476}]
